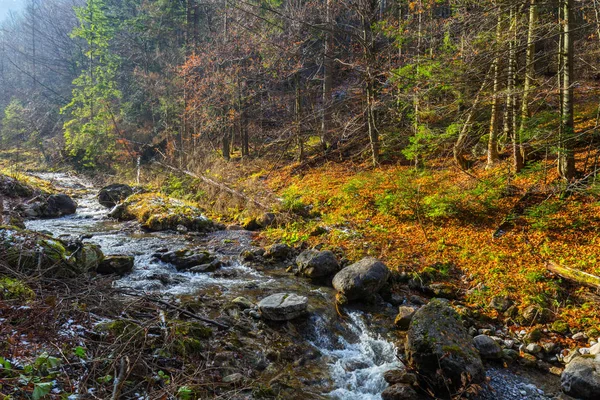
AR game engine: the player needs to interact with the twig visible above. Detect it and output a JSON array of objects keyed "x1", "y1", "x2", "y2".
[{"x1": 117, "y1": 289, "x2": 229, "y2": 329}]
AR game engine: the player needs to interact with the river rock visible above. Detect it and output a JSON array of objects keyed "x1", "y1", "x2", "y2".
[
  {"x1": 258, "y1": 293, "x2": 308, "y2": 321},
  {"x1": 156, "y1": 249, "x2": 215, "y2": 271},
  {"x1": 561, "y1": 356, "x2": 600, "y2": 399},
  {"x1": 0, "y1": 226, "x2": 103, "y2": 277},
  {"x1": 188, "y1": 260, "x2": 222, "y2": 273},
  {"x1": 97, "y1": 255, "x2": 134, "y2": 275},
  {"x1": 332, "y1": 257, "x2": 389, "y2": 301},
  {"x1": 110, "y1": 193, "x2": 215, "y2": 232},
  {"x1": 264, "y1": 243, "x2": 293, "y2": 261},
  {"x1": 406, "y1": 298, "x2": 485, "y2": 394},
  {"x1": 20, "y1": 194, "x2": 77, "y2": 219},
  {"x1": 381, "y1": 384, "x2": 420, "y2": 400},
  {"x1": 473, "y1": 335, "x2": 502, "y2": 359},
  {"x1": 295, "y1": 249, "x2": 339, "y2": 278},
  {"x1": 232, "y1": 297, "x2": 254, "y2": 310},
  {"x1": 394, "y1": 306, "x2": 417, "y2": 330},
  {"x1": 384, "y1": 370, "x2": 417, "y2": 385},
  {"x1": 98, "y1": 184, "x2": 133, "y2": 208}
]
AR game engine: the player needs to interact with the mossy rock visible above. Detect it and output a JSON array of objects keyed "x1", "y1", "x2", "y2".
[
  {"x1": 0, "y1": 226, "x2": 104, "y2": 277},
  {"x1": 0, "y1": 276, "x2": 35, "y2": 301},
  {"x1": 109, "y1": 193, "x2": 215, "y2": 232},
  {"x1": 406, "y1": 298, "x2": 485, "y2": 394}
]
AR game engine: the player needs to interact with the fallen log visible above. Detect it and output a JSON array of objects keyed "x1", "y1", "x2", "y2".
[
  {"x1": 546, "y1": 261, "x2": 600, "y2": 290},
  {"x1": 154, "y1": 161, "x2": 272, "y2": 210}
]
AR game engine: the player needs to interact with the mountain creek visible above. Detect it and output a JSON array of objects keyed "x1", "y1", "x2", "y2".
[{"x1": 16, "y1": 173, "x2": 574, "y2": 400}]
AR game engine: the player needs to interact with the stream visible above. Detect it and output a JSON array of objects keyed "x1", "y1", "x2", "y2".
[{"x1": 24, "y1": 173, "x2": 562, "y2": 399}]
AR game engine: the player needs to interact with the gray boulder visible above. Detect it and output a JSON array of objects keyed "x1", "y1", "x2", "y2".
[
  {"x1": 406, "y1": 299, "x2": 485, "y2": 394},
  {"x1": 156, "y1": 248, "x2": 215, "y2": 271},
  {"x1": 97, "y1": 255, "x2": 134, "y2": 275},
  {"x1": 21, "y1": 194, "x2": 77, "y2": 219},
  {"x1": 332, "y1": 257, "x2": 389, "y2": 301},
  {"x1": 264, "y1": 243, "x2": 293, "y2": 261},
  {"x1": 473, "y1": 335, "x2": 502, "y2": 359},
  {"x1": 296, "y1": 249, "x2": 339, "y2": 278},
  {"x1": 561, "y1": 357, "x2": 600, "y2": 400},
  {"x1": 98, "y1": 184, "x2": 133, "y2": 208},
  {"x1": 381, "y1": 384, "x2": 420, "y2": 400},
  {"x1": 258, "y1": 293, "x2": 308, "y2": 321}
]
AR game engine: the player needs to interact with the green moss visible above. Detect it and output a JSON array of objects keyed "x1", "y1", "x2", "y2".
[
  {"x1": 0, "y1": 276, "x2": 35, "y2": 301},
  {"x1": 551, "y1": 320, "x2": 570, "y2": 335}
]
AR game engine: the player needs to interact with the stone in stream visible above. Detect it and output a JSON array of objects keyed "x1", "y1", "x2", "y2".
[
  {"x1": 381, "y1": 384, "x2": 420, "y2": 400},
  {"x1": 98, "y1": 184, "x2": 133, "y2": 208},
  {"x1": 264, "y1": 243, "x2": 294, "y2": 261},
  {"x1": 406, "y1": 298, "x2": 485, "y2": 394},
  {"x1": 384, "y1": 370, "x2": 417, "y2": 385},
  {"x1": 295, "y1": 249, "x2": 339, "y2": 278},
  {"x1": 332, "y1": 257, "x2": 390, "y2": 302},
  {"x1": 394, "y1": 306, "x2": 417, "y2": 331},
  {"x1": 258, "y1": 293, "x2": 308, "y2": 321},
  {"x1": 155, "y1": 248, "x2": 216, "y2": 271},
  {"x1": 20, "y1": 194, "x2": 77, "y2": 219},
  {"x1": 97, "y1": 255, "x2": 134, "y2": 275},
  {"x1": 561, "y1": 356, "x2": 600, "y2": 400},
  {"x1": 473, "y1": 335, "x2": 503, "y2": 360}
]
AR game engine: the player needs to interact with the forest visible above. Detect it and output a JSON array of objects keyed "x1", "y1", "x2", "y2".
[{"x1": 1, "y1": 0, "x2": 600, "y2": 399}]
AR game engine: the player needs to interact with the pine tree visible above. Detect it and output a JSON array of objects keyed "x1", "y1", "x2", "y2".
[{"x1": 61, "y1": 0, "x2": 121, "y2": 167}]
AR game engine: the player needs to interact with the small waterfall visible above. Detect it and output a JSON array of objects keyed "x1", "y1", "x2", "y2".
[{"x1": 311, "y1": 311, "x2": 400, "y2": 399}]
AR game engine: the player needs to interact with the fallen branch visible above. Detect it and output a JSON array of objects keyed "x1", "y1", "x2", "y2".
[
  {"x1": 154, "y1": 161, "x2": 272, "y2": 210},
  {"x1": 546, "y1": 261, "x2": 600, "y2": 290},
  {"x1": 118, "y1": 289, "x2": 230, "y2": 329}
]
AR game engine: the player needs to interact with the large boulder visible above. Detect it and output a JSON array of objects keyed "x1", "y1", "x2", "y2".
[
  {"x1": 155, "y1": 248, "x2": 215, "y2": 271},
  {"x1": 98, "y1": 184, "x2": 133, "y2": 208},
  {"x1": 108, "y1": 193, "x2": 215, "y2": 232},
  {"x1": 295, "y1": 249, "x2": 339, "y2": 278},
  {"x1": 0, "y1": 227, "x2": 103, "y2": 277},
  {"x1": 406, "y1": 298, "x2": 485, "y2": 395},
  {"x1": 332, "y1": 257, "x2": 390, "y2": 301},
  {"x1": 20, "y1": 194, "x2": 77, "y2": 219},
  {"x1": 97, "y1": 255, "x2": 134, "y2": 275},
  {"x1": 561, "y1": 357, "x2": 600, "y2": 400},
  {"x1": 258, "y1": 293, "x2": 308, "y2": 321}
]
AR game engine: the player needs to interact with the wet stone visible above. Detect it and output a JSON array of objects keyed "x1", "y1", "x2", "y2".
[{"x1": 258, "y1": 293, "x2": 308, "y2": 321}]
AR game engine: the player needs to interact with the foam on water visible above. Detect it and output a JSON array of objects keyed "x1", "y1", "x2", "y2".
[
  {"x1": 312, "y1": 311, "x2": 400, "y2": 399},
  {"x1": 24, "y1": 173, "x2": 400, "y2": 398}
]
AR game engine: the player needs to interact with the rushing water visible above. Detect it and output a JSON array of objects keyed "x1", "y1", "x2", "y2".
[{"x1": 24, "y1": 173, "x2": 401, "y2": 398}]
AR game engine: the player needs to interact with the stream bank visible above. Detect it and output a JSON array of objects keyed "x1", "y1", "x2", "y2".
[{"x1": 0, "y1": 172, "x2": 575, "y2": 399}]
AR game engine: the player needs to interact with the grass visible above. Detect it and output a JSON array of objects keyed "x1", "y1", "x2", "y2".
[{"x1": 263, "y1": 156, "x2": 600, "y2": 332}]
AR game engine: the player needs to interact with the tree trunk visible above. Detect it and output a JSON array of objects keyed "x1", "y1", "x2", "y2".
[
  {"x1": 558, "y1": 0, "x2": 576, "y2": 180},
  {"x1": 486, "y1": 12, "x2": 502, "y2": 169},
  {"x1": 518, "y1": 0, "x2": 537, "y2": 171},
  {"x1": 295, "y1": 72, "x2": 304, "y2": 162},
  {"x1": 321, "y1": 0, "x2": 333, "y2": 151}
]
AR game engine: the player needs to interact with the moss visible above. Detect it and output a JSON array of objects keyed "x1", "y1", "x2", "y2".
[
  {"x1": 0, "y1": 276, "x2": 35, "y2": 301},
  {"x1": 117, "y1": 193, "x2": 212, "y2": 232},
  {"x1": 551, "y1": 320, "x2": 570, "y2": 335}
]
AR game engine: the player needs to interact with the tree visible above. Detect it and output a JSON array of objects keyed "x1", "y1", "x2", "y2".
[
  {"x1": 558, "y1": 0, "x2": 576, "y2": 180},
  {"x1": 61, "y1": 0, "x2": 121, "y2": 167}
]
